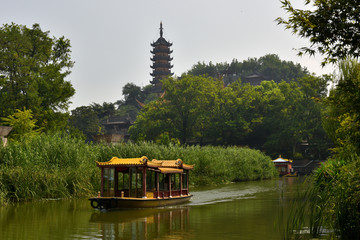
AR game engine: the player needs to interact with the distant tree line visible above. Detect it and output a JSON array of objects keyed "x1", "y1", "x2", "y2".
[
  {"x1": 129, "y1": 74, "x2": 330, "y2": 160},
  {"x1": 187, "y1": 54, "x2": 308, "y2": 84}
]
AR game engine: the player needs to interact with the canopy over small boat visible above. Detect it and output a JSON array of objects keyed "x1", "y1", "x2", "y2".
[{"x1": 272, "y1": 155, "x2": 292, "y2": 163}]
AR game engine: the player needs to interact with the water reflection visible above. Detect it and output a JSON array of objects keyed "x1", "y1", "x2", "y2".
[
  {"x1": 0, "y1": 178, "x2": 306, "y2": 240},
  {"x1": 0, "y1": 199, "x2": 95, "y2": 240},
  {"x1": 90, "y1": 207, "x2": 191, "y2": 240}
]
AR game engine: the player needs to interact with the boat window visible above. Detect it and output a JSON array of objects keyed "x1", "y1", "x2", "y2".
[
  {"x1": 103, "y1": 168, "x2": 109, "y2": 192},
  {"x1": 182, "y1": 170, "x2": 188, "y2": 189},
  {"x1": 171, "y1": 174, "x2": 180, "y2": 190},
  {"x1": 136, "y1": 168, "x2": 143, "y2": 198},
  {"x1": 146, "y1": 170, "x2": 156, "y2": 192},
  {"x1": 109, "y1": 168, "x2": 114, "y2": 193},
  {"x1": 118, "y1": 168, "x2": 130, "y2": 190},
  {"x1": 129, "y1": 167, "x2": 136, "y2": 197},
  {"x1": 159, "y1": 174, "x2": 168, "y2": 191},
  {"x1": 103, "y1": 168, "x2": 115, "y2": 197}
]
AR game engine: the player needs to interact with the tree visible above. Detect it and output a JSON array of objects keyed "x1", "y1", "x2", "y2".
[
  {"x1": 187, "y1": 61, "x2": 220, "y2": 77},
  {"x1": 90, "y1": 102, "x2": 115, "y2": 119},
  {"x1": 323, "y1": 59, "x2": 360, "y2": 155},
  {"x1": 69, "y1": 106, "x2": 101, "y2": 141},
  {"x1": 1, "y1": 108, "x2": 41, "y2": 141},
  {"x1": 129, "y1": 75, "x2": 223, "y2": 144},
  {"x1": 0, "y1": 23, "x2": 75, "y2": 130},
  {"x1": 121, "y1": 83, "x2": 141, "y2": 106},
  {"x1": 258, "y1": 54, "x2": 307, "y2": 82},
  {"x1": 246, "y1": 77, "x2": 329, "y2": 159},
  {"x1": 209, "y1": 80, "x2": 262, "y2": 145},
  {"x1": 277, "y1": 0, "x2": 360, "y2": 65},
  {"x1": 187, "y1": 54, "x2": 308, "y2": 84}
]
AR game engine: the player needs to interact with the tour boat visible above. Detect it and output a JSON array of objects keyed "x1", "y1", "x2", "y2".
[{"x1": 89, "y1": 156, "x2": 194, "y2": 209}]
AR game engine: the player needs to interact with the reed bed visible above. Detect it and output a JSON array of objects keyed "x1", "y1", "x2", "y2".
[
  {"x1": 285, "y1": 156, "x2": 360, "y2": 239},
  {"x1": 0, "y1": 133, "x2": 277, "y2": 204}
]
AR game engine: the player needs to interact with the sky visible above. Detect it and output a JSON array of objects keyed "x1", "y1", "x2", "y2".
[{"x1": 2, "y1": 0, "x2": 335, "y2": 110}]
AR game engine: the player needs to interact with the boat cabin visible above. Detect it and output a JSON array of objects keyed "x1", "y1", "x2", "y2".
[{"x1": 96, "y1": 156, "x2": 193, "y2": 200}]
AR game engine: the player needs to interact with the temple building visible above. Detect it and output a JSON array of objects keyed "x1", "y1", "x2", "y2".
[{"x1": 150, "y1": 22, "x2": 173, "y2": 93}]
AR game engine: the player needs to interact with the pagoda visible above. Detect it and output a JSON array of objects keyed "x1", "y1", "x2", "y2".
[{"x1": 150, "y1": 22, "x2": 173, "y2": 90}]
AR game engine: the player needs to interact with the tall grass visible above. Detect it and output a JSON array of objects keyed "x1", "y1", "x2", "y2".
[
  {"x1": 96, "y1": 142, "x2": 277, "y2": 185},
  {"x1": 285, "y1": 156, "x2": 360, "y2": 239},
  {"x1": 0, "y1": 134, "x2": 100, "y2": 205},
  {"x1": 0, "y1": 133, "x2": 277, "y2": 204}
]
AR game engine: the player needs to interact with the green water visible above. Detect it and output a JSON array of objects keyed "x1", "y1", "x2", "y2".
[{"x1": 0, "y1": 178, "x2": 301, "y2": 239}]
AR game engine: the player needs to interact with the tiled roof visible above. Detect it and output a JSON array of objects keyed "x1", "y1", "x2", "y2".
[
  {"x1": 183, "y1": 163, "x2": 194, "y2": 170},
  {"x1": 152, "y1": 159, "x2": 182, "y2": 168},
  {"x1": 159, "y1": 168, "x2": 183, "y2": 174},
  {"x1": 96, "y1": 156, "x2": 194, "y2": 170},
  {"x1": 96, "y1": 156, "x2": 148, "y2": 166}
]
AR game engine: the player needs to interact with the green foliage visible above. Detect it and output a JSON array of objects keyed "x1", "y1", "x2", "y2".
[
  {"x1": 287, "y1": 60, "x2": 360, "y2": 239},
  {"x1": 1, "y1": 108, "x2": 42, "y2": 141},
  {"x1": 0, "y1": 23, "x2": 75, "y2": 131},
  {"x1": 277, "y1": 0, "x2": 360, "y2": 65},
  {"x1": 187, "y1": 54, "x2": 308, "y2": 84},
  {"x1": 252, "y1": 76, "x2": 330, "y2": 159},
  {"x1": 155, "y1": 132, "x2": 180, "y2": 146},
  {"x1": 130, "y1": 75, "x2": 224, "y2": 144},
  {"x1": 69, "y1": 83, "x2": 156, "y2": 140},
  {"x1": 323, "y1": 59, "x2": 360, "y2": 156},
  {"x1": 0, "y1": 134, "x2": 277, "y2": 204},
  {"x1": 277, "y1": 1, "x2": 360, "y2": 234},
  {"x1": 130, "y1": 74, "x2": 330, "y2": 159},
  {"x1": 0, "y1": 133, "x2": 100, "y2": 205},
  {"x1": 69, "y1": 106, "x2": 102, "y2": 141},
  {"x1": 94, "y1": 142, "x2": 277, "y2": 186},
  {"x1": 121, "y1": 83, "x2": 142, "y2": 106},
  {"x1": 286, "y1": 156, "x2": 360, "y2": 239}
]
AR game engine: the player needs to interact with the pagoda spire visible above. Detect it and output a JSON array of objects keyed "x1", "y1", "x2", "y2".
[
  {"x1": 150, "y1": 22, "x2": 173, "y2": 90},
  {"x1": 160, "y1": 21, "x2": 163, "y2": 38}
]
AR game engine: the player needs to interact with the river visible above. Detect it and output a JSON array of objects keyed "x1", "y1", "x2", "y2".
[{"x1": 0, "y1": 178, "x2": 303, "y2": 239}]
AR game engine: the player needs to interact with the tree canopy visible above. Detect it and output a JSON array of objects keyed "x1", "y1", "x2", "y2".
[
  {"x1": 322, "y1": 59, "x2": 360, "y2": 156},
  {"x1": 187, "y1": 54, "x2": 308, "y2": 84},
  {"x1": 129, "y1": 74, "x2": 330, "y2": 159},
  {"x1": 0, "y1": 23, "x2": 75, "y2": 131},
  {"x1": 277, "y1": 0, "x2": 360, "y2": 65}
]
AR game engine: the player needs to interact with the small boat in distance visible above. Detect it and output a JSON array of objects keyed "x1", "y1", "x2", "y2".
[
  {"x1": 272, "y1": 155, "x2": 298, "y2": 177},
  {"x1": 89, "y1": 156, "x2": 194, "y2": 210}
]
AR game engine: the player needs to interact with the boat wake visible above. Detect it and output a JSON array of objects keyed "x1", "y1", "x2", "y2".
[{"x1": 187, "y1": 184, "x2": 274, "y2": 206}]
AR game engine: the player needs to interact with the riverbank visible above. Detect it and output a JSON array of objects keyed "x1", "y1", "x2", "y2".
[{"x1": 0, "y1": 133, "x2": 277, "y2": 204}]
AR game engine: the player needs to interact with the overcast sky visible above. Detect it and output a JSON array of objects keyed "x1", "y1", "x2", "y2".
[{"x1": 2, "y1": 0, "x2": 335, "y2": 110}]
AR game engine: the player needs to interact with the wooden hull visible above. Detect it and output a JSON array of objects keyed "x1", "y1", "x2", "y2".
[{"x1": 89, "y1": 194, "x2": 192, "y2": 210}]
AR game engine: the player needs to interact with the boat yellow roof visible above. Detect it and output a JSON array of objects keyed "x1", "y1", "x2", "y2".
[
  {"x1": 159, "y1": 167, "x2": 184, "y2": 174},
  {"x1": 151, "y1": 159, "x2": 182, "y2": 168},
  {"x1": 151, "y1": 159, "x2": 194, "y2": 170},
  {"x1": 96, "y1": 156, "x2": 194, "y2": 170},
  {"x1": 96, "y1": 156, "x2": 148, "y2": 166},
  {"x1": 182, "y1": 164, "x2": 194, "y2": 170}
]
